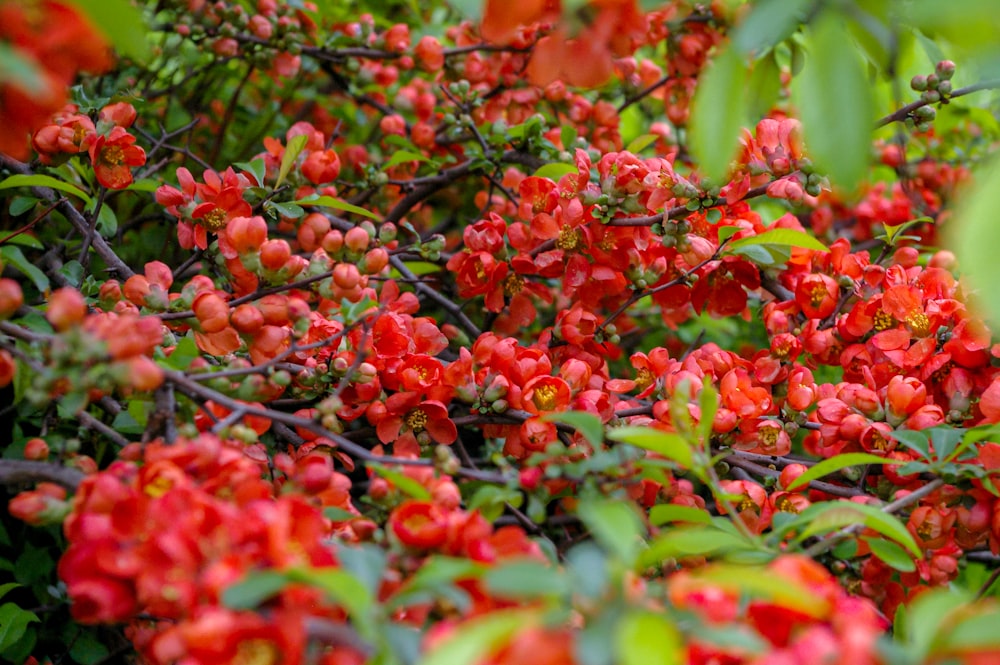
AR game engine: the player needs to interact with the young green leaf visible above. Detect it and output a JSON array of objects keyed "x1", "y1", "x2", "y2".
[
  {"x1": 532, "y1": 163, "x2": 577, "y2": 180},
  {"x1": 276, "y1": 134, "x2": 309, "y2": 188},
  {"x1": 367, "y1": 463, "x2": 432, "y2": 500},
  {"x1": 725, "y1": 228, "x2": 829, "y2": 254}
]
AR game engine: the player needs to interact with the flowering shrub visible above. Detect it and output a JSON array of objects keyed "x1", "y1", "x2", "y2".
[{"x1": 3, "y1": 0, "x2": 1000, "y2": 664}]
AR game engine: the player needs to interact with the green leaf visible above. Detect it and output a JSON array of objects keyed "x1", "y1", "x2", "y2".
[
  {"x1": 165, "y1": 335, "x2": 199, "y2": 371},
  {"x1": 540, "y1": 411, "x2": 604, "y2": 448},
  {"x1": 483, "y1": 559, "x2": 568, "y2": 598},
  {"x1": 221, "y1": 570, "x2": 289, "y2": 609},
  {"x1": 367, "y1": 463, "x2": 432, "y2": 500},
  {"x1": 0, "y1": 584, "x2": 19, "y2": 603},
  {"x1": 649, "y1": 504, "x2": 712, "y2": 526},
  {"x1": 532, "y1": 163, "x2": 577, "y2": 180},
  {"x1": 904, "y1": 588, "x2": 972, "y2": 659},
  {"x1": 785, "y1": 453, "x2": 907, "y2": 491},
  {"x1": 640, "y1": 526, "x2": 755, "y2": 567},
  {"x1": 8, "y1": 196, "x2": 39, "y2": 217},
  {"x1": 795, "y1": 501, "x2": 921, "y2": 557},
  {"x1": 730, "y1": 0, "x2": 812, "y2": 56},
  {"x1": 0, "y1": 602, "x2": 39, "y2": 653},
  {"x1": 608, "y1": 426, "x2": 694, "y2": 469},
  {"x1": 577, "y1": 498, "x2": 645, "y2": 564},
  {"x1": 889, "y1": 429, "x2": 932, "y2": 459},
  {"x1": 467, "y1": 485, "x2": 522, "y2": 522},
  {"x1": 698, "y1": 383, "x2": 718, "y2": 447},
  {"x1": 0, "y1": 43, "x2": 47, "y2": 94},
  {"x1": 791, "y1": 9, "x2": 875, "y2": 194},
  {"x1": 276, "y1": 134, "x2": 309, "y2": 188},
  {"x1": 294, "y1": 195, "x2": 380, "y2": 220},
  {"x1": 863, "y1": 536, "x2": 916, "y2": 573},
  {"x1": 726, "y1": 228, "x2": 828, "y2": 254},
  {"x1": 234, "y1": 158, "x2": 267, "y2": 186},
  {"x1": 625, "y1": 134, "x2": 659, "y2": 154},
  {"x1": 934, "y1": 605, "x2": 1000, "y2": 652},
  {"x1": 390, "y1": 557, "x2": 486, "y2": 610},
  {"x1": 1, "y1": 246, "x2": 49, "y2": 293},
  {"x1": 689, "y1": 44, "x2": 748, "y2": 182},
  {"x1": 286, "y1": 567, "x2": 372, "y2": 621},
  {"x1": 385, "y1": 150, "x2": 431, "y2": 169},
  {"x1": 616, "y1": 611, "x2": 683, "y2": 665},
  {"x1": 335, "y1": 543, "x2": 386, "y2": 597},
  {"x1": 67, "y1": 0, "x2": 151, "y2": 64},
  {"x1": 417, "y1": 609, "x2": 536, "y2": 665},
  {"x1": 687, "y1": 564, "x2": 829, "y2": 616},
  {"x1": 0, "y1": 174, "x2": 92, "y2": 205},
  {"x1": 949, "y1": 156, "x2": 1000, "y2": 327},
  {"x1": 746, "y1": 51, "x2": 782, "y2": 120},
  {"x1": 68, "y1": 629, "x2": 111, "y2": 665}
]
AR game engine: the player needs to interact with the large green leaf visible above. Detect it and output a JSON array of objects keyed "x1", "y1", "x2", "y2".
[
  {"x1": 949, "y1": 156, "x2": 1000, "y2": 326},
  {"x1": 785, "y1": 453, "x2": 907, "y2": 491},
  {"x1": 66, "y1": 0, "x2": 151, "y2": 64},
  {"x1": 295, "y1": 195, "x2": 381, "y2": 220},
  {"x1": 417, "y1": 610, "x2": 536, "y2": 665},
  {"x1": 577, "y1": 498, "x2": 645, "y2": 564},
  {"x1": 608, "y1": 426, "x2": 694, "y2": 468},
  {"x1": 540, "y1": 411, "x2": 605, "y2": 448},
  {"x1": 730, "y1": 0, "x2": 813, "y2": 57},
  {"x1": 0, "y1": 174, "x2": 92, "y2": 205},
  {"x1": 0, "y1": 44, "x2": 47, "y2": 94},
  {"x1": 640, "y1": 526, "x2": 756, "y2": 567},
  {"x1": 221, "y1": 571, "x2": 289, "y2": 610},
  {"x1": 483, "y1": 559, "x2": 568, "y2": 598},
  {"x1": 0, "y1": 603, "x2": 39, "y2": 653},
  {"x1": 795, "y1": 501, "x2": 921, "y2": 557},
  {"x1": 616, "y1": 611, "x2": 683, "y2": 665},
  {"x1": 689, "y1": 45, "x2": 749, "y2": 183},
  {"x1": 791, "y1": 9, "x2": 875, "y2": 194}
]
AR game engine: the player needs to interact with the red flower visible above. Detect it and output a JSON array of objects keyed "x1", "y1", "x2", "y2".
[
  {"x1": 88, "y1": 126, "x2": 146, "y2": 189},
  {"x1": 374, "y1": 392, "x2": 457, "y2": 445},
  {"x1": 795, "y1": 273, "x2": 839, "y2": 320},
  {"x1": 388, "y1": 500, "x2": 448, "y2": 550}
]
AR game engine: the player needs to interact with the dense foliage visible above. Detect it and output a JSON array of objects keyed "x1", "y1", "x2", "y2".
[{"x1": 3, "y1": 0, "x2": 1000, "y2": 663}]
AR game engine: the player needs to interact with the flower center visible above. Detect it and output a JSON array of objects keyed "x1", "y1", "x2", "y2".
[
  {"x1": 873, "y1": 309, "x2": 895, "y2": 331},
  {"x1": 808, "y1": 283, "x2": 828, "y2": 308},
  {"x1": 532, "y1": 384, "x2": 558, "y2": 411},
  {"x1": 774, "y1": 495, "x2": 798, "y2": 514},
  {"x1": 234, "y1": 639, "x2": 280, "y2": 665},
  {"x1": 202, "y1": 207, "x2": 228, "y2": 231},
  {"x1": 555, "y1": 225, "x2": 580, "y2": 251},
  {"x1": 906, "y1": 311, "x2": 930, "y2": 337},
  {"x1": 405, "y1": 408, "x2": 428, "y2": 432},
  {"x1": 758, "y1": 426, "x2": 780, "y2": 449},
  {"x1": 635, "y1": 367, "x2": 654, "y2": 390},
  {"x1": 102, "y1": 144, "x2": 125, "y2": 166},
  {"x1": 502, "y1": 272, "x2": 524, "y2": 296}
]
